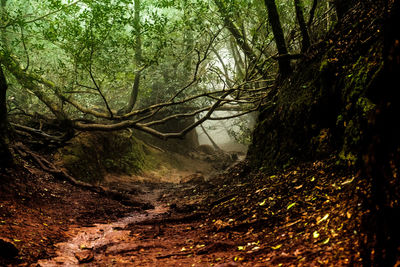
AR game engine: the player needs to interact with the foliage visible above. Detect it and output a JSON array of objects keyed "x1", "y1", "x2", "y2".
[{"x1": 0, "y1": 0, "x2": 334, "y2": 140}]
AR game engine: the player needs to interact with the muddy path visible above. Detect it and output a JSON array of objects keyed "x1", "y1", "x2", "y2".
[
  {"x1": 2, "y1": 156, "x2": 362, "y2": 266},
  {"x1": 36, "y1": 187, "x2": 170, "y2": 266},
  {"x1": 36, "y1": 180, "x2": 249, "y2": 267}
]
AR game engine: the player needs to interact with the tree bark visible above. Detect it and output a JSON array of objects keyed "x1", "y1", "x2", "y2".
[
  {"x1": 214, "y1": 0, "x2": 267, "y2": 79},
  {"x1": 229, "y1": 38, "x2": 245, "y2": 80},
  {"x1": 294, "y1": 0, "x2": 311, "y2": 52},
  {"x1": 361, "y1": 0, "x2": 400, "y2": 265},
  {"x1": 307, "y1": 0, "x2": 318, "y2": 28},
  {"x1": 264, "y1": 0, "x2": 292, "y2": 78},
  {"x1": 200, "y1": 124, "x2": 222, "y2": 151},
  {"x1": 333, "y1": 0, "x2": 354, "y2": 19},
  {"x1": 0, "y1": 65, "x2": 12, "y2": 168},
  {"x1": 125, "y1": 0, "x2": 142, "y2": 113}
]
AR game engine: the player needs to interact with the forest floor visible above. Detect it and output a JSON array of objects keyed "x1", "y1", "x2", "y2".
[{"x1": 0, "y1": 154, "x2": 365, "y2": 266}]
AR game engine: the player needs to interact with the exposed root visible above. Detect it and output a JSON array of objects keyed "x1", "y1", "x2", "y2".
[{"x1": 13, "y1": 142, "x2": 153, "y2": 209}]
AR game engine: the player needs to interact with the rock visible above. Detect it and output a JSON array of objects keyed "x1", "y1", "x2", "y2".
[
  {"x1": 0, "y1": 237, "x2": 19, "y2": 258},
  {"x1": 74, "y1": 250, "x2": 94, "y2": 263}
]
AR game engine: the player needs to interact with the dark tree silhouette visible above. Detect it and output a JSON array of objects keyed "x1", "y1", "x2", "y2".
[
  {"x1": 264, "y1": 0, "x2": 292, "y2": 78},
  {"x1": 294, "y1": 0, "x2": 311, "y2": 52},
  {"x1": 0, "y1": 65, "x2": 11, "y2": 168},
  {"x1": 333, "y1": 0, "x2": 354, "y2": 19},
  {"x1": 362, "y1": 0, "x2": 400, "y2": 265}
]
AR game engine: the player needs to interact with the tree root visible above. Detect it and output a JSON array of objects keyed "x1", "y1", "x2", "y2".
[{"x1": 13, "y1": 142, "x2": 153, "y2": 209}]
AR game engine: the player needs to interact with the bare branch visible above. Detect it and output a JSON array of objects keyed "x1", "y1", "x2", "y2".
[
  {"x1": 88, "y1": 45, "x2": 114, "y2": 118},
  {"x1": 209, "y1": 107, "x2": 258, "y2": 120},
  {"x1": 20, "y1": 25, "x2": 30, "y2": 71}
]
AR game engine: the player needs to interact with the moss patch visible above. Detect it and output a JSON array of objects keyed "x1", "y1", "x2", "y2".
[
  {"x1": 57, "y1": 131, "x2": 147, "y2": 183},
  {"x1": 247, "y1": 4, "x2": 385, "y2": 172}
]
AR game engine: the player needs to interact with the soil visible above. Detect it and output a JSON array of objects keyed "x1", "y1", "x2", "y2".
[{"x1": 1, "y1": 155, "x2": 364, "y2": 266}]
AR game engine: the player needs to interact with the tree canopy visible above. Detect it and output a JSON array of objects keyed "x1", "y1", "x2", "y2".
[{"x1": 0, "y1": 0, "x2": 334, "y2": 141}]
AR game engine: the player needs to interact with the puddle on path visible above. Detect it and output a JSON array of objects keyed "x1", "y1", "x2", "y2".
[{"x1": 37, "y1": 204, "x2": 169, "y2": 266}]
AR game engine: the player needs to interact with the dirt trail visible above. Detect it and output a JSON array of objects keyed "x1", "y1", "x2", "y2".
[
  {"x1": 37, "y1": 188, "x2": 170, "y2": 266},
  {"x1": 35, "y1": 180, "x2": 246, "y2": 267},
  {"x1": 2, "y1": 155, "x2": 362, "y2": 266}
]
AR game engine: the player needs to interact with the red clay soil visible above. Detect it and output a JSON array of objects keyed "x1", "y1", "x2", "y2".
[
  {"x1": 1, "y1": 157, "x2": 365, "y2": 266},
  {"x1": 0, "y1": 163, "x2": 137, "y2": 266}
]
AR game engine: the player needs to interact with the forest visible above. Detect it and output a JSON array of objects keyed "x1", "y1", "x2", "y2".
[{"x1": 1, "y1": 0, "x2": 400, "y2": 266}]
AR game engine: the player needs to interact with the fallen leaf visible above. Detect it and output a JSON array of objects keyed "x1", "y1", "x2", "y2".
[
  {"x1": 322, "y1": 238, "x2": 330, "y2": 244},
  {"x1": 313, "y1": 231, "x2": 320, "y2": 238},
  {"x1": 271, "y1": 244, "x2": 282, "y2": 250},
  {"x1": 317, "y1": 214, "x2": 329, "y2": 224},
  {"x1": 287, "y1": 203, "x2": 296, "y2": 210}
]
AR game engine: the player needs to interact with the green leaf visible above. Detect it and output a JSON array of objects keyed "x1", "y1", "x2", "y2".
[
  {"x1": 287, "y1": 202, "x2": 296, "y2": 210},
  {"x1": 317, "y1": 214, "x2": 329, "y2": 224},
  {"x1": 313, "y1": 231, "x2": 320, "y2": 238},
  {"x1": 271, "y1": 244, "x2": 282, "y2": 250},
  {"x1": 259, "y1": 199, "x2": 267, "y2": 206}
]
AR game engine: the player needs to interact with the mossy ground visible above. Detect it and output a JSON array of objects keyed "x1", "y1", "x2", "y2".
[
  {"x1": 57, "y1": 131, "x2": 147, "y2": 183},
  {"x1": 248, "y1": 3, "x2": 384, "y2": 172}
]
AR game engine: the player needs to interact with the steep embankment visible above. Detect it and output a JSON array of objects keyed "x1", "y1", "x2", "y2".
[{"x1": 248, "y1": 1, "x2": 383, "y2": 171}]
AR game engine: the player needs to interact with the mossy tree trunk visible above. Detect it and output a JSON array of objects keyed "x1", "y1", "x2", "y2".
[
  {"x1": 264, "y1": 0, "x2": 292, "y2": 78},
  {"x1": 0, "y1": 65, "x2": 12, "y2": 168},
  {"x1": 124, "y1": 0, "x2": 142, "y2": 113},
  {"x1": 361, "y1": 0, "x2": 400, "y2": 265}
]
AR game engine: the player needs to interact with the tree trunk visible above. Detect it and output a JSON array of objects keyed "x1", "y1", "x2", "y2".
[
  {"x1": 307, "y1": 0, "x2": 318, "y2": 28},
  {"x1": 200, "y1": 124, "x2": 222, "y2": 151},
  {"x1": 333, "y1": 0, "x2": 354, "y2": 19},
  {"x1": 361, "y1": 0, "x2": 400, "y2": 265},
  {"x1": 0, "y1": 65, "x2": 12, "y2": 168},
  {"x1": 125, "y1": 0, "x2": 142, "y2": 113},
  {"x1": 229, "y1": 38, "x2": 245, "y2": 80},
  {"x1": 294, "y1": 0, "x2": 311, "y2": 52},
  {"x1": 264, "y1": 0, "x2": 292, "y2": 78},
  {"x1": 214, "y1": 0, "x2": 267, "y2": 79},
  {"x1": 183, "y1": 5, "x2": 194, "y2": 80}
]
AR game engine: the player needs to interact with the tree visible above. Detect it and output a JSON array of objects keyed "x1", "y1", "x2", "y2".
[
  {"x1": 333, "y1": 0, "x2": 354, "y2": 19},
  {"x1": 361, "y1": 0, "x2": 400, "y2": 265},
  {"x1": 294, "y1": 0, "x2": 311, "y2": 52},
  {"x1": 0, "y1": 0, "x2": 261, "y2": 146},
  {"x1": 0, "y1": 65, "x2": 11, "y2": 168},
  {"x1": 264, "y1": 0, "x2": 292, "y2": 78},
  {"x1": 122, "y1": 0, "x2": 143, "y2": 114},
  {"x1": 307, "y1": 0, "x2": 318, "y2": 29},
  {"x1": 213, "y1": 0, "x2": 267, "y2": 79},
  {"x1": 0, "y1": 0, "x2": 11, "y2": 168}
]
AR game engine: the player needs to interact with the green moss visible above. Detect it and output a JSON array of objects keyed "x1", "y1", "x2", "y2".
[
  {"x1": 356, "y1": 97, "x2": 376, "y2": 117},
  {"x1": 319, "y1": 59, "x2": 329, "y2": 73},
  {"x1": 58, "y1": 131, "x2": 147, "y2": 183},
  {"x1": 338, "y1": 150, "x2": 357, "y2": 166}
]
